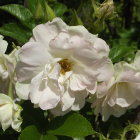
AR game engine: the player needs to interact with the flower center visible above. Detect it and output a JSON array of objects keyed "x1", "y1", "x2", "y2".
[{"x1": 58, "y1": 59, "x2": 72, "y2": 75}]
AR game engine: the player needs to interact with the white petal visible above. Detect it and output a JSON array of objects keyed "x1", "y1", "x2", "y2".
[
  {"x1": 94, "y1": 57, "x2": 114, "y2": 82},
  {"x1": 29, "y1": 71, "x2": 44, "y2": 104},
  {"x1": 32, "y1": 18, "x2": 67, "y2": 46},
  {"x1": 0, "y1": 104, "x2": 13, "y2": 131},
  {"x1": 71, "y1": 90, "x2": 88, "y2": 111},
  {"x1": 61, "y1": 89, "x2": 75, "y2": 111},
  {"x1": 15, "y1": 82, "x2": 30, "y2": 100},
  {"x1": 0, "y1": 94, "x2": 12, "y2": 104},
  {"x1": 115, "y1": 83, "x2": 136, "y2": 107},
  {"x1": 16, "y1": 42, "x2": 51, "y2": 82},
  {"x1": 48, "y1": 63, "x2": 61, "y2": 80},
  {"x1": 68, "y1": 26, "x2": 91, "y2": 38},
  {"x1": 93, "y1": 38, "x2": 110, "y2": 57},
  {"x1": 0, "y1": 35, "x2": 8, "y2": 54},
  {"x1": 39, "y1": 80, "x2": 60, "y2": 110}
]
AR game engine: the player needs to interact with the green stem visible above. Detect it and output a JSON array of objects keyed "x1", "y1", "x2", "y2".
[{"x1": 8, "y1": 80, "x2": 13, "y2": 99}]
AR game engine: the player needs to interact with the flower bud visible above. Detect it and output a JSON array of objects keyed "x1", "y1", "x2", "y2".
[
  {"x1": 93, "y1": 0, "x2": 115, "y2": 20},
  {"x1": 35, "y1": 2, "x2": 44, "y2": 21},
  {"x1": 44, "y1": 1, "x2": 56, "y2": 21}
]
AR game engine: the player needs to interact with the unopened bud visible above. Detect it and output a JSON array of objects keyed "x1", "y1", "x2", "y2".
[
  {"x1": 35, "y1": 2, "x2": 44, "y2": 21},
  {"x1": 44, "y1": 1, "x2": 56, "y2": 21},
  {"x1": 94, "y1": 0, "x2": 115, "y2": 20}
]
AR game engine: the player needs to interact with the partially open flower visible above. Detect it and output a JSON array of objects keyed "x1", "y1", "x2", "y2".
[
  {"x1": 0, "y1": 94, "x2": 22, "y2": 131},
  {"x1": 93, "y1": 51, "x2": 140, "y2": 121},
  {"x1": 16, "y1": 18, "x2": 113, "y2": 115}
]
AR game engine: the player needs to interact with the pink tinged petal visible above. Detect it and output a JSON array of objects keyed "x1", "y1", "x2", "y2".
[
  {"x1": 16, "y1": 42, "x2": 51, "y2": 82},
  {"x1": 61, "y1": 89, "x2": 75, "y2": 111},
  {"x1": 116, "y1": 62, "x2": 140, "y2": 83},
  {"x1": 32, "y1": 17, "x2": 67, "y2": 46}
]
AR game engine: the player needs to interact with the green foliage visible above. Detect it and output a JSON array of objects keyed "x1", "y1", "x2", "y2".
[
  {"x1": 48, "y1": 113, "x2": 94, "y2": 137},
  {"x1": 109, "y1": 29, "x2": 137, "y2": 63},
  {"x1": 0, "y1": 4, "x2": 35, "y2": 29},
  {"x1": 19, "y1": 125, "x2": 58, "y2": 140},
  {"x1": 0, "y1": 23, "x2": 32, "y2": 44}
]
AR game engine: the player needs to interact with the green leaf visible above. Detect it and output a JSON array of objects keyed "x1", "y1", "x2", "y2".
[
  {"x1": 109, "y1": 44, "x2": 136, "y2": 63},
  {"x1": 53, "y1": 2, "x2": 68, "y2": 17},
  {"x1": 48, "y1": 113, "x2": 94, "y2": 138},
  {"x1": 19, "y1": 125, "x2": 57, "y2": 140},
  {"x1": 24, "y1": 0, "x2": 38, "y2": 14},
  {"x1": 0, "y1": 4, "x2": 35, "y2": 29},
  {"x1": 0, "y1": 23, "x2": 32, "y2": 44}
]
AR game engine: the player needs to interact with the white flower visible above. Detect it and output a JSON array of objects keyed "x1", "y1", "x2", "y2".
[
  {"x1": 93, "y1": 51, "x2": 140, "y2": 121},
  {"x1": 0, "y1": 93, "x2": 22, "y2": 131},
  {"x1": 0, "y1": 35, "x2": 19, "y2": 93},
  {"x1": 16, "y1": 18, "x2": 113, "y2": 115}
]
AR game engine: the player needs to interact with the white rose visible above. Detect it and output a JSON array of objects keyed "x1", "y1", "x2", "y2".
[
  {"x1": 0, "y1": 35, "x2": 19, "y2": 93},
  {"x1": 93, "y1": 51, "x2": 140, "y2": 121},
  {"x1": 16, "y1": 18, "x2": 113, "y2": 115},
  {"x1": 0, "y1": 94, "x2": 22, "y2": 131}
]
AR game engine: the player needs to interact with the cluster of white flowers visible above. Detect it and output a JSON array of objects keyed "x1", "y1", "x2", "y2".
[{"x1": 0, "y1": 17, "x2": 140, "y2": 131}]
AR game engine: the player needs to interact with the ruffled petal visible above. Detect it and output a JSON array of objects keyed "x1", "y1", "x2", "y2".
[{"x1": 31, "y1": 18, "x2": 67, "y2": 46}]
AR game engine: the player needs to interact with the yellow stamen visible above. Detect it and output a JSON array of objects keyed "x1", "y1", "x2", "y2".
[{"x1": 58, "y1": 59, "x2": 73, "y2": 75}]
